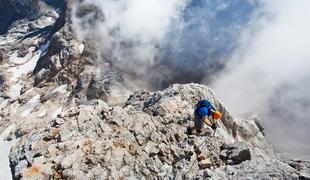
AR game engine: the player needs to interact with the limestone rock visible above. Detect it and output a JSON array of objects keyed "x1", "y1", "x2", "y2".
[
  {"x1": 4, "y1": 84, "x2": 303, "y2": 179},
  {"x1": 220, "y1": 142, "x2": 251, "y2": 165},
  {"x1": 285, "y1": 160, "x2": 310, "y2": 179},
  {"x1": 198, "y1": 158, "x2": 212, "y2": 169}
]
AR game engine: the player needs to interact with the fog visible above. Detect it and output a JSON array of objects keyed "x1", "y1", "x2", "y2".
[
  {"x1": 72, "y1": 0, "x2": 257, "y2": 88},
  {"x1": 212, "y1": 0, "x2": 310, "y2": 155}
]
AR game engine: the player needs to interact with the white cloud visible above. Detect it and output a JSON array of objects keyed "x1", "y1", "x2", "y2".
[
  {"x1": 72, "y1": 0, "x2": 187, "y2": 74},
  {"x1": 212, "y1": 0, "x2": 310, "y2": 155}
]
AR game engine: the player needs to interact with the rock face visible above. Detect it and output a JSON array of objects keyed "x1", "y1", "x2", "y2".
[
  {"x1": 6, "y1": 84, "x2": 302, "y2": 179},
  {"x1": 219, "y1": 142, "x2": 251, "y2": 165},
  {"x1": 285, "y1": 160, "x2": 310, "y2": 179},
  {"x1": 0, "y1": 0, "x2": 40, "y2": 34}
]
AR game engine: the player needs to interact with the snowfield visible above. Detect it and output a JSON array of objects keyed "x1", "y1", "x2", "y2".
[{"x1": 0, "y1": 124, "x2": 18, "y2": 180}]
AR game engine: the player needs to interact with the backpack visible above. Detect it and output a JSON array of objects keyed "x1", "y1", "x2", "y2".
[{"x1": 196, "y1": 100, "x2": 215, "y2": 112}]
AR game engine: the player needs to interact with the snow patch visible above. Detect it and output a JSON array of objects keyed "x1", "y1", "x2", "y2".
[
  {"x1": 52, "y1": 107, "x2": 62, "y2": 119},
  {"x1": 46, "y1": 17, "x2": 55, "y2": 24},
  {"x1": 51, "y1": 84, "x2": 67, "y2": 94},
  {"x1": 9, "y1": 84, "x2": 22, "y2": 99},
  {"x1": 9, "y1": 47, "x2": 35, "y2": 64},
  {"x1": 79, "y1": 44, "x2": 84, "y2": 54},
  {"x1": 0, "y1": 36, "x2": 15, "y2": 45},
  {"x1": 8, "y1": 42, "x2": 50, "y2": 82},
  {"x1": 0, "y1": 100, "x2": 9, "y2": 111},
  {"x1": 8, "y1": 53, "x2": 40, "y2": 81},
  {"x1": 37, "y1": 109, "x2": 47, "y2": 118},
  {"x1": 20, "y1": 95, "x2": 41, "y2": 117},
  {"x1": 0, "y1": 124, "x2": 18, "y2": 180}
]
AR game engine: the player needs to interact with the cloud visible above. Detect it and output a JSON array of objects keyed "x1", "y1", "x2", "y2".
[
  {"x1": 71, "y1": 0, "x2": 187, "y2": 83},
  {"x1": 212, "y1": 0, "x2": 310, "y2": 155},
  {"x1": 71, "y1": 0, "x2": 257, "y2": 89}
]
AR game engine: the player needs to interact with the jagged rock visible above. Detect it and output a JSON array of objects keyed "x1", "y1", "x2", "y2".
[
  {"x1": 86, "y1": 70, "x2": 124, "y2": 101},
  {"x1": 0, "y1": 74, "x2": 4, "y2": 87},
  {"x1": 0, "y1": 49, "x2": 5, "y2": 63},
  {"x1": 144, "y1": 141, "x2": 159, "y2": 155},
  {"x1": 34, "y1": 68, "x2": 50, "y2": 86},
  {"x1": 220, "y1": 142, "x2": 251, "y2": 165},
  {"x1": 75, "y1": 3, "x2": 105, "y2": 26},
  {"x1": 285, "y1": 160, "x2": 310, "y2": 179},
  {"x1": 198, "y1": 158, "x2": 212, "y2": 169},
  {"x1": 22, "y1": 164, "x2": 53, "y2": 180},
  {"x1": 125, "y1": 90, "x2": 152, "y2": 110},
  {"x1": 230, "y1": 144, "x2": 251, "y2": 164},
  {"x1": 3, "y1": 84, "x2": 301, "y2": 179},
  {"x1": 217, "y1": 158, "x2": 299, "y2": 179},
  {"x1": 33, "y1": 30, "x2": 79, "y2": 84}
]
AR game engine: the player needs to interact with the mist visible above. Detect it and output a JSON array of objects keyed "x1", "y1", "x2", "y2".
[
  {"x1": 212, "y1": 0, "x2": 310, "y2": 155},
  {"x1": 71, "y1": 0, "x2": 188, "y2": 89},
  {"x1": 72, "y1": 0, "x2": 258, "y2": 88},
  {"x1": 71, "y1": 0, "x2": 310, "y2": 156}
]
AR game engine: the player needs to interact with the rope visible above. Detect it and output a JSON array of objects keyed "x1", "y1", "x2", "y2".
[
  {"x1": 184, "y1": 138, "x2": 208, "y2": 176},
  {"x1": 172, "y1": 138, "x2": 205, "y2": 165},
  {"x1": 184, "y1": 119, "x2": 221, "y2": 177},
  {"x1": 176, "y1": 108, "x2": 222, "y2": 178}
]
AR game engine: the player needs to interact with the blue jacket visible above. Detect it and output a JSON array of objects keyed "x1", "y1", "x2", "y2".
[
  {"x1": 195, "y1": 100, "x2": 215, "y2": 118},
  {"x1": 196, "y1": 107, "x2": 209, "y2": 117}
]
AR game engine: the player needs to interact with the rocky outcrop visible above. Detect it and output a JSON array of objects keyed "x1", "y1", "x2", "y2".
[
  {"x1": 8, "y1": 84, "x2": 302, "y2": 179},
  {"x1": 285, "y1": 160, "x2": 310, "y2": 179},
  {"x1": 85, "y1": 70, "x2": 132, "y2": 105},
  {"x1": 219, "y1": 142, "x2": 251, "y2": 165}
]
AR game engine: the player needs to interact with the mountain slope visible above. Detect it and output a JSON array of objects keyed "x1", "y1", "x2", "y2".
[
  {"x1": 0, "y1": 1, "x2": 309, "y2": 180},
  {"x1": 7, "y1": 83, "x2": 303, "y2": 179}
]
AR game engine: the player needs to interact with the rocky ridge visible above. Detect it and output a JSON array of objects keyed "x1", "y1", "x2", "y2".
[{"x1": 6, "y1": 84, "x2": 308, "y2": 179}]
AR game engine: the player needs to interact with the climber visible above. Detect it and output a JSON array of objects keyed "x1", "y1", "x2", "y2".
[{"x1": 187, "y1": 99, "x2": 222, "y2": 135}]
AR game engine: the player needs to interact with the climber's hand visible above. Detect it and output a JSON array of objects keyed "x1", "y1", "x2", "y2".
[{"x1": 211, "y1": 123, "x2": 217, "y2": 130}]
